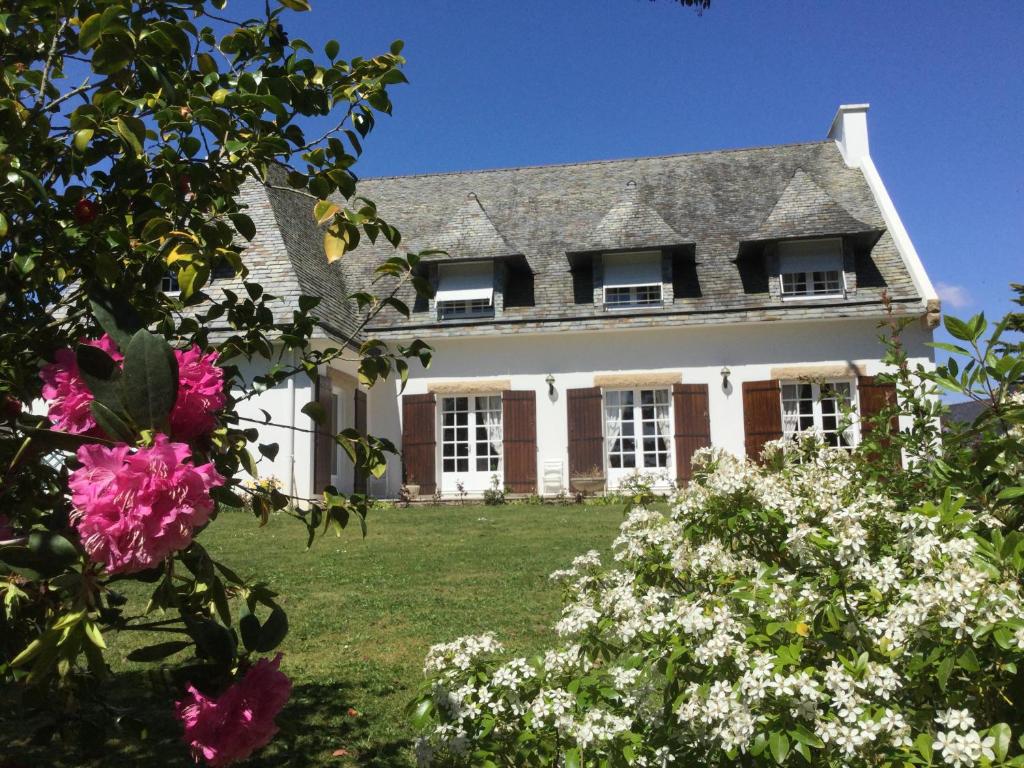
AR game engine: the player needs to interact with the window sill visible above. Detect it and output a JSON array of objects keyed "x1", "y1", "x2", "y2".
[
  {"x1": 780, "y1": 293, "x2": 846, "y2": 302},
  {"x1": 602, "y1": 303, "x2": 666, "y2": 312}
]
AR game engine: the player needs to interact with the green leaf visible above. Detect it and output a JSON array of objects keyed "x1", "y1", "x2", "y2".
[
  {"x1": 78, "y1": 13, "x2": 104, "y2": 49},
  {"x1": 944, "y1": 315, "x2": 975, "y2": 342},
  {"x1": 239, "y1": 605, "x2": 261, "y2": 652},
  {"x1": 76, "y1": 343, "x2": 123, "y2": 410},
  {"x1": 73, "y1": 128, "x2": 94, "y2": 152},
  {"x1": 92, "y1": 38, "x2": 133, "y2": 75},
  {"x1": 89, "y1": 295, "x2": 141, "y2": 351},
  {"x1": 936, "y1": 654, "x2": 955, "y2": 690},
  {"x1": 302, "y1": 400, "x2": 326, "y2": 425},
  {"x1": 314, "y1": 200, "x2": 340, "y2": 226},
  {"x1": 916, "y1": 732, "x2": 934, "y2": 764},
  {"x1": 991, "y1": 723, "x2": 1012, "y2": 761},
  {"x1": 90, "y1": 401, "x2": 135, "y2": 442},
  {"x1": 563, "y1": 748, "x2": 581, "y2": 768},
  {"x1": 126, "y1": 640, "x2": 192, "y2": 662},
  {"x1": 229, "y1": 213, "x2": 256, "y2": 241},
  {"x1": 256, "y1": 606, "x2": 288, "y2": 652},
  {"x1": 278, "y1": 0, "x2": 311, "y2": 9},
  {"x1": 115, "y1": 117, "x2": 144, "y2": 156},
  {"x1": 769, "y1": 731, "x2": 790, "y2": 764},
  {"x1": 411, "y1": 698, "x2": 433, "y2": 728},
  {"x1": 997, "y1": 487, "x2": 1024, "y2": 500},
  {"x1": 121, "y1": 330, "x2": 179, "y2": 431},
  {"x1": 324, "y1": 39, "x2": 339, "y2": 59}
]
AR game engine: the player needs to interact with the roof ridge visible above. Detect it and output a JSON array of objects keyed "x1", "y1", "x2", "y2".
[{"x1": 357, "y1": 139, "x2": 834, "y2": 182}]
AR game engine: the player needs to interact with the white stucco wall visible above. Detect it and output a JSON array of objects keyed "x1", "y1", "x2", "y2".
[{"x1": 380, "y1": 316, "x2": 934, "y2": 498}]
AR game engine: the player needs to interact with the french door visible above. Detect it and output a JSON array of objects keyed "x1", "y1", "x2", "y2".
[
  {"x1": 440, "y1": 395, "x2": 503, "y2": 493},
  {"x1": 603, "y1": 388, "x2": 672, "y2": 487}
]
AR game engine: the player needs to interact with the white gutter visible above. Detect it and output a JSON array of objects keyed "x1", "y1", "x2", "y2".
[{"x1": 286, "y1": 350, "x2": 296, "y2": 499}]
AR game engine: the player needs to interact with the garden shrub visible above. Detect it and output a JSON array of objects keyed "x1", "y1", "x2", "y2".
[{"x1": 414, "y1": 295, "x2": 1024, "y2": 768}]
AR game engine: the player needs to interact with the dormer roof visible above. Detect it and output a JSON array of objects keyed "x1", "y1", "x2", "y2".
[
  {"x1": 427, "y1": 192, "x2": 519, "y2": 261},
  {"x1": 744, "y1": 169, "x2": 880, "y2": 243},
  {"x1": 571, "y1": 180, "x2": 690, "y2": 253}
]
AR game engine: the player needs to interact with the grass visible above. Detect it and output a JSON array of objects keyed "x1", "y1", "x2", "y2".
[{"x1": 2, "y1": 502, "x2": 626, "y2": 766}]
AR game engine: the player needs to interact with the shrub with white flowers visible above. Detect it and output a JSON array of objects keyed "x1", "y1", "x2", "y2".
[{"x1": 414, "y1": 295, "x2": 1024, "y2": 768}]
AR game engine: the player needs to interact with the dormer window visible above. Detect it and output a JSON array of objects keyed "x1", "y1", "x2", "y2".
[
  {"x1": 778, "y1": 239, "x2": 845, "y2": 299},
  {"x1": 436, "y1": 261, "x2": 495, "y2": 320},
  {"x1": 602, "y1": 251, "x2": 663, "y2": 309}
]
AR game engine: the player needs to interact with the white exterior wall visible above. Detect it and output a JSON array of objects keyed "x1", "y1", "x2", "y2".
[
  {"x1": 232, "y1": 353, "x2": 316, "y2": 501},
  {"x1": 383, "y1": 316, "x2": 934, "y2": 498}
]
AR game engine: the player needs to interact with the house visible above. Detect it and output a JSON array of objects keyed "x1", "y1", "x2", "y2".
[{"x1": 232, "y1": 104, "x2": 939, "y2": 500}]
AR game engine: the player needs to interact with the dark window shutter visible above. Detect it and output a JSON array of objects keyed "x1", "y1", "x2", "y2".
[
  {"x1": 673, "y1": 383, "x2": 711, "y2": 484},
  {"x1": 313, "y1": 377, "x2": 334, "y2": 493},
  {"x1": 502, "y1": 390, "x2": 537, "y2": 493},
  {"x1": 742, "y1": 379, "x2": 782, "y2": 462},
  {"x1": 353, "y1": 389, "x2": 368, "y2": 494},
  {"x1": 858, "y1": 375, "x2": 898, "y2": 439},
  {"x1": 402, "y1": 393, "x2": 436, "y2": 494},
  {"x1": 567, "y1": 387, "x2": 604, "y2": 491}
]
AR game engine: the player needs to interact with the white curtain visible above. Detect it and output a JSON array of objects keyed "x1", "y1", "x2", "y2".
[
  {"x1": 484, "y1": 406, "x2": 502, "y2": 457},
  {"x1": 655, "y1": 404, "x2": 672, "y2": 446}
]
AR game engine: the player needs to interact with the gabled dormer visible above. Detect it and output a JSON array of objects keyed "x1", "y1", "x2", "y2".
[
  {"x1": 567, "y1": 181, "x2": 697, "y2": 310},
  {"x1": 737, "y1": 169, "x2": 883, "y2": 302},
  {"x1": 412, "y1": 192, "x2": 533, "y2": 321}
]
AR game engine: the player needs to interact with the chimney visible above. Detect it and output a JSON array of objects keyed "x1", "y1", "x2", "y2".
[{"x1": 828, "y1": 104, "x2": 870, "y2": 168}]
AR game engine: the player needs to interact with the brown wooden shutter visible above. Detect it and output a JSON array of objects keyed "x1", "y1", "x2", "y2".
[
  {"x1": 857, "y1": 375, "x2": 898, "y2": 439},
  {"x1": 313, "y1": 377, "x2": 334, "y2": 493},
  {"x1": 353, "y1": 389, "x2": 368, "y2": 494},
  {"x1": 673, "y1": 383, "x2": 711, "y2": 485},
  {"x1": 502, "y1": 390, "x2": 537, "y2": 493},
  {"x1": 402, "y1": 393, "x2": 436, "y2": 494},
  {"x1": 742, "y1": 379, "x2": 782, "y2": 462},
  {"x1": 567, "y1": 387, "x2": 604, "y2": 492}
]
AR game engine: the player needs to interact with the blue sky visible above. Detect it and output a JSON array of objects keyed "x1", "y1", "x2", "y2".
[{"x1": 259, "y1": 0, "x2": 1022, "y2": 330}]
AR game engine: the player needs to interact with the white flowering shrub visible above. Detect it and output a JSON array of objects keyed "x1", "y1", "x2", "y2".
[
  {"x1": 415, "y1": 435, "x2": 1024, "y2": 768},
  {"x1": 414, "y1": 298, "x2": 1024, "y2": 768}
]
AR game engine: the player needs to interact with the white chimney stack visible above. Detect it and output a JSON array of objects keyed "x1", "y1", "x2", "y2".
[{"x1": 828, "y1": 103, "x2": 871, "y2": 168}]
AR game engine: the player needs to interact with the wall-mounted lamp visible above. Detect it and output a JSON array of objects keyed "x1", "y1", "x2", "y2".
[
  {"x1": 545, "y1": 373, "x2": 556, "y2": 397},
  {"x1": 720, "y1": 366, "x2": 731, "y2": 391}
]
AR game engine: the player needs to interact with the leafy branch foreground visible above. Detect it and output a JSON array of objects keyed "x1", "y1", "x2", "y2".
[
  {"x1": 1, "y1": 0, "x2": 432, "y2": 763},
  {"x1": 416, "y1": 293, "x2": 1024, "y2": 768}
]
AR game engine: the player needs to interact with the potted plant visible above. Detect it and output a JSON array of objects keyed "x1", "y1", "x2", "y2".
[
  {"x1": 403, "y1": 483, "x2": 421, "y2": 499},
  {"x1": 570, "y1": 465, "x2": 605, "y2": 495}
]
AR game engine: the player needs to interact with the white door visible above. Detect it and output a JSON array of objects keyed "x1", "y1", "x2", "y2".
[
  {"x1": 604, "y1": 388, "x2": 673, "y2": 488},
  {"x1": 439, "y1": 395, "x2": 503, "y2": 494},
  {"x1": 330, "y1": 388, "x2": 354, "y2": 492}
]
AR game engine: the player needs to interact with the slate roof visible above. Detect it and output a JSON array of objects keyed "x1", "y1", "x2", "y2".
[{"x1": 252, "y1": 139, "x2": 924, "y2": 341}]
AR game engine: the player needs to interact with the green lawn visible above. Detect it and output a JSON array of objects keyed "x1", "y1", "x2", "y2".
[{"x1": 4, "y1": 503, "x2": 625, "y2": 766}]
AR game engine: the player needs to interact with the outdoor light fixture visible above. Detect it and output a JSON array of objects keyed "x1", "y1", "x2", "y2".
[
  {"x1": 720, "y1": 366, "x2": 731, "y2": 391},
  {"x1": 545, "y1": 373, "x2": 556, "y2": 396}
]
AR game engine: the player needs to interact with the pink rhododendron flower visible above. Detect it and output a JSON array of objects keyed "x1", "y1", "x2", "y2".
[
  {"x1": 176, "y1": 654, "x2": 292, "y2": 766},
  {"x1": 39, "y1": 334, "x2": 122, "y2": 434},
  {"x1": 68, "y1": 434, "x2": 223, "y2": 574},
  {"x1": 170, "y1": 347, "x2": 226, "y2": 440}
]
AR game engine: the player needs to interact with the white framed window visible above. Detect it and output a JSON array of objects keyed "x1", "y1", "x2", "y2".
[
  {"x1": 440, "y1": 395, "x2": 502, "y2": 492},
  {"x1": 602, "y1": 251, "x2": 663, "y2": 309},
  {"x1": 438, "y1": 297, "x2": 492, "y2": 319},
  {"x1": 435, "y1": 262, "x2": 494, "y2": 320},
  {"x1": 781, "y1": 380, "x2": 857, "y2": 449},
  {"x1": 604, "y1": 388, "x2": 672, "y2": 484},
  {"x1": 778, "y1": 239, "x2": 845, "y2": 300},
  {"x1": 161, "y1": 271, "x2": 180, "y2": 294}
]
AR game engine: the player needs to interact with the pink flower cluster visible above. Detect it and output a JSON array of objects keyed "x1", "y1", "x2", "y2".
[
  {"x1": 170, "y1": 346, "x2": 227, "y2": 440},
  {"x1": 39, "y1": 334, "x2": 123, "y2": 435},
  {"x1": 39, "y1": 337, "x2": 225, "y2": 441},
  {"x1": 68, "y1": 435, "x2": 223, "y2": 574},
  {"x1": 176, "y1": 654, "x2": 292, "y2": 766}
]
